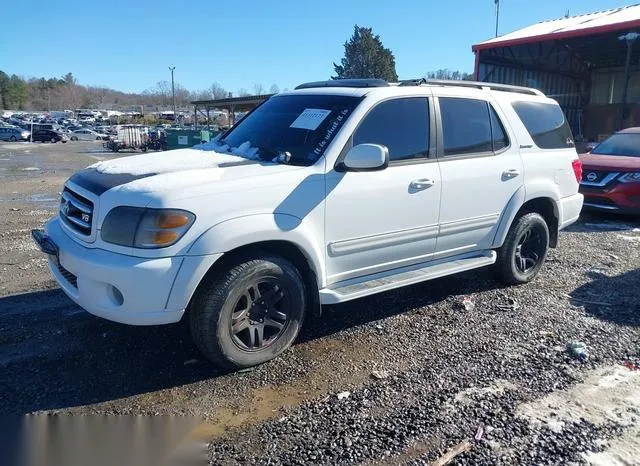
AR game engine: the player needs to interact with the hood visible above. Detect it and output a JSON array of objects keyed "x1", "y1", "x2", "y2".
[
  {"x1": 579, "y1": 152, "x2": 640, "y2": 171},
  {"x1": 68, "y1": 147, "x2": 302, "y2": 196}
]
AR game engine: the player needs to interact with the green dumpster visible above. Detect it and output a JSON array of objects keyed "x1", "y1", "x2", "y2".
[{"x1": 164, "y1": 129, "x2": 203, "y2": 150}]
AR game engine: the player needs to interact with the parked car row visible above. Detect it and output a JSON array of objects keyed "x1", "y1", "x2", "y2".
[{"x1": 0, "y1": 122, "x2": 114, "y2": 143}]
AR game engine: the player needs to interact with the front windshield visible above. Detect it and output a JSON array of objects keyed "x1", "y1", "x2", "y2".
[
  {"x1": 592, "y1": 133, "x2": 640, "y2": 157},
  {"x1": 220, "y1": 94, "x2": 361, "y2": 165}
]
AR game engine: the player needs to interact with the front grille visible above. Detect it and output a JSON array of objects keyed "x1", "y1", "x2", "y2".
[
  {"x1": 583, "y1": 170, "x2": 608, "y2": 183},
  {"x1": 57, "y1": 262, "x2": 78, "y2": 288},
  {"x1": 60, "y1": 188, "x2": 93, "y2": 236}
]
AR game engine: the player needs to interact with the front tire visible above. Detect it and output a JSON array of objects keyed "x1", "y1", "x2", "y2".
[
  {"x1": 496, "y1": 212, "x2": 549, "y2": 285},
  {"x1": 189, "y1": 255, "x2": 306, "y2": 369}
]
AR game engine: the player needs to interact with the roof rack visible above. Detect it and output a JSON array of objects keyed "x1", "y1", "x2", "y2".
[
  {"x1": 398, "y1": 78, "x2": 545, "y2": 96},
  {"x1": 295, "y1": 79, "x2": 389, "y2": 90}
]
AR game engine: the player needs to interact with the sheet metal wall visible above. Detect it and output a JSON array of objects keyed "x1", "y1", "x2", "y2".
[{"x1": 477, "y1": 63, "x2": 587, "y2": 137}]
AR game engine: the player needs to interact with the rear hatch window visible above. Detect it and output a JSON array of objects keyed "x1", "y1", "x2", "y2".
[{"x1": 512, "y1": 101, "x2": 574, "y2": 149}]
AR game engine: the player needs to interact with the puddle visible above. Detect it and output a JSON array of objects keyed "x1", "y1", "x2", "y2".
[
  {"x1": 584, "y1": 222, "x2": 636, "y2": 231},
  {"x1": 201, "y1": 336, "x2": 381, "y2": 440},
  {"x1": 0, "y1": 193, "x2": 59, "y2": 209},
  {"x1": 618, "y1": 234, "x2": 640, "y2": 242},
  {"x1": 27, "y1": 193, "x2": 58, "y2": 203}
]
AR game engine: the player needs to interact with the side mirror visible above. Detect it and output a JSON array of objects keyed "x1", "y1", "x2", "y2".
[{"x1": 341, "y1": 143, "x2": 389, "y2": 171}]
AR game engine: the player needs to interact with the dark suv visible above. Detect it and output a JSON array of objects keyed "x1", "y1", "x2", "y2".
[{"x1": 32, "y1": 129, "x2": 68, "y2": 143}]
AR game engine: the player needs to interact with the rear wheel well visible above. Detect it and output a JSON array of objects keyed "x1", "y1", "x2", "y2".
[
  {"x1": 188, "y1": 241, "x2": 321, "y2": 317},
  {"x1": 516, "y1": 198, "x2": 559, "y2": 247}
]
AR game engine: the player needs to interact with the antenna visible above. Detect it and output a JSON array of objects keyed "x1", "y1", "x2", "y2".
[{"x1": 495, "y1": 0, "x2": 500, "y2": 37}]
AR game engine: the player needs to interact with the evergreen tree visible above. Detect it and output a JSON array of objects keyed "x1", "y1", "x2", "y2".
[
  {"x1": 0, "y1": 71, "x2": 9, "y2": 109},
  {"x1": 333, "y1": 26, "x2": 398, "y2": 82}
]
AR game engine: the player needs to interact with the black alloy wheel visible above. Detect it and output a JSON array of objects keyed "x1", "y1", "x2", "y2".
[
  {"x1": 190, "y1": 255, "x2": 306, "y2": 369},
  {"x1": 230, "y1": 280, "x2": 290, "y2": 351},
  {"x1": 514, "y1": 225, "x2": 546, "y2": 273},
  {"x1": 496, "y1": 212, "x2": 550, "y2": 285}
]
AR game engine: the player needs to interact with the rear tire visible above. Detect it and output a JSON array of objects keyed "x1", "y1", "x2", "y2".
[
  {"x1": 495, "y1": 212, "x2": 549, "y2": 285},
  {"x1": 189, "y1": 255, "x2": 306, "y2": 369}
]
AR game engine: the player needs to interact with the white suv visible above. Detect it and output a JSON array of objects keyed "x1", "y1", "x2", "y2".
[{"x1": 33, "y1": 79, "x2": 584, "y2": 368}]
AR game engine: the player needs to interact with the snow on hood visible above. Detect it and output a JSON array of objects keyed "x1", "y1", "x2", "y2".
[
  {"x1": 86, "y1": 139, "x2": 293, "y2": 194},
  {"x1": 89, "y1": 139, "x2": 260, "y2": 176}
]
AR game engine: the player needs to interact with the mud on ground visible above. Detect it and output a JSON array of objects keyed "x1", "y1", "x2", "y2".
[{"x1": 0, "y1": 140, "x2": 639, "y2": 465}]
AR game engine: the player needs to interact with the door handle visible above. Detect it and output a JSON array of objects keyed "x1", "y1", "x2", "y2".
[
  {"x1": 410, "y1": 178, "x2": 435, "y2": 190},
  {"x1": 502, "y1": 168, "x2": 520, "y2": 179}
]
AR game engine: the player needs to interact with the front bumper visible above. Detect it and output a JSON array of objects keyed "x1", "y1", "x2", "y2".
[
  {"x1": 32, "y1": 218, "x2": 221, "y2": 326},
  {"x1": 580, "y1": 182, "x2": 640, "y2": 216}
]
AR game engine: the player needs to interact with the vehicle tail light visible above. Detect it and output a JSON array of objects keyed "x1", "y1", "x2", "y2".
[{"x1": 571, "y1": 159, "x2": 582, "y2": 183}]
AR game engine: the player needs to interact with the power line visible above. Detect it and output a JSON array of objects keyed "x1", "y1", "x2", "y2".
[{"x1": 495, "y1": 0, "x2": 500, "y2": 38}]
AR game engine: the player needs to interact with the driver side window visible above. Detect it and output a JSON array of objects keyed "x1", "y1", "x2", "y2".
[{"x1": 353, "y1": 97, "x2": 430, "y2": 162}]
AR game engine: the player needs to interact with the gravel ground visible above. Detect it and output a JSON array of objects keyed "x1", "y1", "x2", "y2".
[{"x1": 0, "y1": 141, "x2": 639, "y2": 465}]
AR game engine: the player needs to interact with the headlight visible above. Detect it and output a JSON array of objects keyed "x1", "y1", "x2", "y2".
[
  {"x1": 619, "y1": 172, "x2": 640, "y2": 183},
  {"x1": 101, "y1": 207, "x2": 195, "y2": 248}
]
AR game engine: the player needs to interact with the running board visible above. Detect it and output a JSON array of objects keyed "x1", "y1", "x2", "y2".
[{"x1": 319, "y1": 251, "x2": 496, "y2": 304}]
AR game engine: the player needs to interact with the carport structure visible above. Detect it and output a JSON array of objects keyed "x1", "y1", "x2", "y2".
[
  {"x1": 473, "y1": 4, "x2": 640, "y2": 141},
  {"x1": 191, "y1": 94, "x2": 274, "y2": 130}
]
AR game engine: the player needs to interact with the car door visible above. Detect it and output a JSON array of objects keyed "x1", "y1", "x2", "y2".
[
  {"x1": 324, "y1": 96, "x2": 441, "y2": 284},
  {"x1": 433, "y1": 94, "x2": 523, "y2": 258}
]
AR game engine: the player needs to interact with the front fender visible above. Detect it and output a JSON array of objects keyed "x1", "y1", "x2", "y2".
[{"x1": 186, "y1": 213, "x2": 326, "y2": 287}]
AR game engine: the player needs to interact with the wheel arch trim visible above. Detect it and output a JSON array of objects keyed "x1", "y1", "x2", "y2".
[{"x1": 492, "y1": 186, "x2": 560, "y2": 248}]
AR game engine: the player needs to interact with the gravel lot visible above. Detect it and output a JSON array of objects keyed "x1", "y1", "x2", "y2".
[{"x1": 0, "y1": 140, "x2": 639, "y2": 465}]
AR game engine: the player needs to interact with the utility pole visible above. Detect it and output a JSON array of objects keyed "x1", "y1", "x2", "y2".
[
  {"x1": 618, "y1": 32, "x2": 639, "y2": 130},
  {"x1": 169, "y1": 65, "x2": 176, "y2": 125},
  {"x1": 495, "y1": 0, "x2": 500, "y2": 38}
]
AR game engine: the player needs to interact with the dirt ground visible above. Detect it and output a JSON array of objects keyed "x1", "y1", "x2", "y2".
[{"x1": 0, "y1": 140, "x2": 639, "y2": 465}]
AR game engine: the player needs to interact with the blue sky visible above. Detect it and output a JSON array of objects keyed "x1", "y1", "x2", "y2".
[{"x1": 1, "y1": 0, "x2": 633, "y2": 94}]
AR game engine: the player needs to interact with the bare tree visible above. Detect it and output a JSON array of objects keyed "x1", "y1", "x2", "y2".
[
  {"x1": 237, "y1": 88, "x2": 251, "y2": 97},
  {"x1": 269, "y1": 84, "x2": 280, "y2": 94},
  {"x1": 253, "y1": 83, "x2": 266, "y2": 95},
  {"x1": 210, "y1": 82, "x2": 228, "y2": 99},
  {"x1": 424, "y1": 69, "x2": 473, "y2": 81},
  {"x1": 156, "y1": 80, "x2": 171, "y2": 106}
]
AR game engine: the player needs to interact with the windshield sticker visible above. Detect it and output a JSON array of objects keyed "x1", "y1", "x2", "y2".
[
  {"x1": 312, "y1": 108, "x2": 351, "y2": 157},
  {"x1": 290, "y1": 108, "x2": 332, "y2": 131}
]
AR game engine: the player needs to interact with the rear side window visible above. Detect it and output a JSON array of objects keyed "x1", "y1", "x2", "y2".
[
  {"x1": 440, "y1": 97, "x2": 503, "y2": 156},
  {"x1": 353, "y1": 97, "x2": 429, "y2": 162},
  {"x1": 490, "y1": 106, "x2": 508, "y2": 151},
  {"x1": 512, "y1": 101, "x2": 574, "y2": 149}
]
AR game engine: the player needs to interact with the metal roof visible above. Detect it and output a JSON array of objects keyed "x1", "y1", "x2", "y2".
[
  {"x1": 191, "y1": 94, "x2": 275, "y2": 111},
  {"x1": 473, "y1": 4, "x2": 640, "y2": 51}
]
